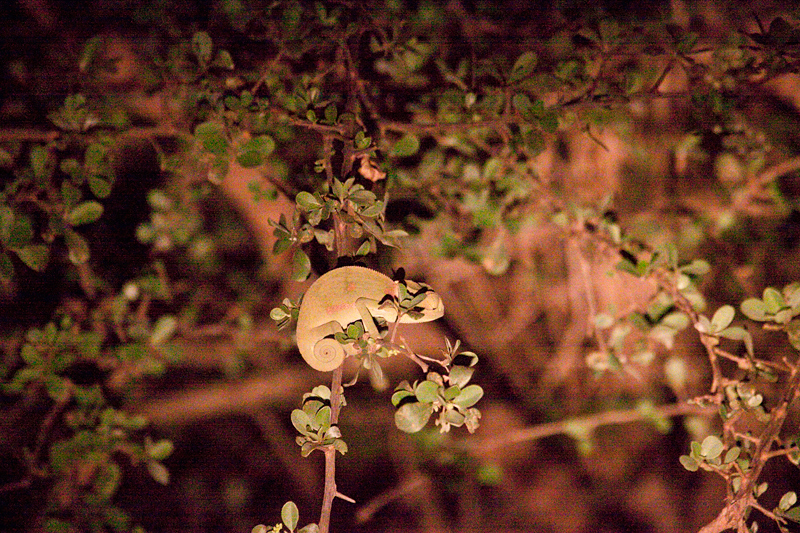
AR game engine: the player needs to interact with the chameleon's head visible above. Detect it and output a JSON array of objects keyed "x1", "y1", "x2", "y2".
[{"x1": 404, "y1": 280, "x2": 445, "y2": 320}]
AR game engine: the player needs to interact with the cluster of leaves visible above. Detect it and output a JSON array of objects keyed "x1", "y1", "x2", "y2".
[
  {"x1": 6, "y1": 2, "x2": 800, "y2": 532},
  {"x1": 184, "y1": 32, "x2": 278, "y2": 183},
  {"x1": 2, "y1": 316, "x2": 173, "y2": 532},
  {"x1": 552, "y1": 208, "x2": 707, "y2": 375},
  {"x1": 271, "y1": 176, "x2": 407, "y2": 282},
  {"x1": 548, "y1": 192, "x2": 800, "y2": 531},
  {"x1": 670, "y1": 286, "x2": 800, "y2": 531},
  {"x1": 679, "y1": 434, "x2": 800, "y2": 528},
  {"x1": 290, "y1": 385, "x2": 347, "y2": 458},
  {"x1": 1, "y1": 123, "x2": 113, "y2": 281},
  {"x1": 334, "y1": 278, "x2": 442, "y2": 384},
  {"x1": 253, "y1": 501, "x2": 318, "y2": 533},
  {"x1": 392, "y1": 340, "x2": 482, "y2": 434}
]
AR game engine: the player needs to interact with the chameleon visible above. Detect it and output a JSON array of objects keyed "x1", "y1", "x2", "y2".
[{"x1": 295, "y1": 265, "x2": 445, "y2": 372}]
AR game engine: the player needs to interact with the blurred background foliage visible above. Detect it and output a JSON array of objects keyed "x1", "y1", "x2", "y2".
[{"x1": 2, "y1": 0, "x2": 800, "y2": 532}]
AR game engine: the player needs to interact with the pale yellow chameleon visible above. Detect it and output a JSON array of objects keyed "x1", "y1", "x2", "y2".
[{"x1": 295, "y1": 265, "x2": 444, "y2": 371}]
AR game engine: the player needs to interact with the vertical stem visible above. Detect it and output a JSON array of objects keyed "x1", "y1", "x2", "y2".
[{"x1": 318, "y1": 365, "x2": 344, "y2": 533}]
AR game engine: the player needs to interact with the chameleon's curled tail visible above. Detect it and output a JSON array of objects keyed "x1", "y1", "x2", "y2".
[{"x1": 307, "y1": 337, "x2": 346, "y2": 372}]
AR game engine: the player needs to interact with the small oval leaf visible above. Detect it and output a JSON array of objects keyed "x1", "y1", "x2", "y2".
[
  {"x1": 700, "y1": 435, "x2": 724, "y2": 460},
  {"x1": 66, "y1": 201, "x2": 104, "y2": 226},
  {"x1": 65, "y1": 230, "x2": 90, "y2": 264},
  {"x1": 415, "y1": 380, "x2": 440, "y2": 403},
  {"x1": 296, "y1": 191, "x2": 322, "y2": 211},
  {"x1": 282, "y1": 501, "x2": 299, "y2": 531},
  {"x1": 710, "y1": 305, "x2": 735, "y2": 333},
  {"x1": 390, "y1": 134, "x2": 420, "y2": 157},
  {"x1": 453, "y1": 384, "x2": 483, "y2": 409},
  {"x1": 395, "y1": 402, "x2": 433, "y2": 433},
  {"x1": 741, "y1": 298, "x2": 767, "y2": 321},
  {"x1": 291, "y1": 249, "x2": 311, "y2": 282},
  {"x1": 15, "y1": 244, "x2": 49, "y2": 272}
]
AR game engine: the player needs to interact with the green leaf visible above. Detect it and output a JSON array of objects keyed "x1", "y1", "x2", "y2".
[
  {"x1": 30, "y1": 145, "x2": 53, "y2": 183},
  {"x1": 395, "y1": 402, "x2": 434, "y2": 433},
  {"x1": 146, "y1": 439, "x2": 174, "y2": 461},
  {"x1": 741, "y1": 298, "x2": 767, "y2": 321},
  {"x1": 346, "y1": 321, "x2": 364, "y2": 339},
  {"x1": 680, "y1": 259, "x2": 710, "y2": 276},
  {"x1": 679, "y1": 454, "x2": 699, "y2": 471},
  {"x1": 270, "y1": 307, "x2": 289, "y2": 322},
  {"x1": 700, "y1": 435, "x2": 724, "y2": 460},
  {"x1": 0, "y1": 206, "x2": 13, "y2": 245},
  {"x1": 314, "y1": 405, "x2": 331, "y2": 430},
  {"x1": 291, "y1": 249, "x2": 311, "y2": 282},
  {"x1": 95, "y1": 462, "x2": 121, "y2": 500},
  {"x1": 537, "y1": 109, "x2": 559, "y2": 133},
  {"x1": 15, "y1": 244, "x2": 49, "y2": 272},
  {"x1": 237, "y1": 135, "x2": 276, "y2": 168},
  {"x1": 763, "y1": 287, "x2": 785, "y2": 314},
  {"x1": 291, "y1": 409, "x2": 313, "y2": 435},
  {"x1": 151, "y1": 315, "x2": 177, "y2": 345},
  {"x1": 61, "y1": 181, "x2": 82, "y2": 208},
  {"x1": 616, "y1": 257, "x2": 645, "y2": 277},
  {"x1": 449, "y1": 365, "x2": 474, "y2": 388},
  {"x1": 718, "y1": 326, "x2": 753, "y2": 357},
  {"x1": 302, "y1": 400, "x2": 324, "y2": 420},
  {"x1": 236, "y1": 150, "x2": 262, "y2": 168},
  {"x1": 45, "y1": 375, "x2": 70, "y2": 401},
  {"x1": 147, "y1": 460, "x2": 170, "y2": 485},
  {"x1": 324, "y1": 104, "x2": 338, "y2": 124},
  {"x1": 0, "y1": 252, "x2": 13, "y2": 282},
  {"x1": 512, "y1": 93, "x2": 533, "y2": 118},
  {"x1": 415, "y1": 380, "x2": 440, "y2": 403},
  {"x1": 84, "y1": 142, "x2": 107, "y2": 171},
  {"x1": 296, "y1": 191, "x2": 322, "y2": 211},
  {"x1": 45, "y1": 518, "x2": 74, "y2": 533},
  {"x1": 710, "y1": 305, "x2": 735, "y2": 333},
  {"x1": 723, "y1": 447, "x2": 740, "y2": 464},
  {"x1": 194, "y1": 121, "x2": 229, "y2": 155},
  {"x1": 391, "y1": 389, "x2": 415, "y2": 407},
  {"x1": 355, "y1": 240, "x2": 372, "y2": 256},
  {"x1": 354, "y1": 130, "x2": 371, "y2": 149},
  {"x1": 5, "y1": 366, "x2": 42, "y2": 393},
  {"x1": 443, "y1": 385, "x2": 460, "y2": 401},
  {"x1": 65, "y1": 201, "x2": 104, "y2": 226},
  {"x1": 509, "y1": 51, "x2": 537, "y2": 84},
  {"x1": 391, "y1": 134, "x2": 420, "y2": 157},
  {"x1": 65, "y1": 229, "x2": 90, "y2": 264},
  {"x1": 282, "y1": 501, "x2": 299, "y2": 531},
  {"x1": 7, "y1": 214, "x2": 33, "y2": 249},
  {"x1": 784, "y1": 506, "x2": 800, "y2": 523},
  {"x1": 192, "y1": 31, "x2": 213, "y2": 65},
  {"x1": 89, "y1": 175, "x2": 111, "y2": 199},
  {"x1": 453, "y1": 384, "x2": 483, "y2": 409},
  {"x1": 212, "y1": 49, "x2": 235, "y2": 70}
]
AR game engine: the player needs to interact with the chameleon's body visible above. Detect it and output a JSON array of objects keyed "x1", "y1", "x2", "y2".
[{"x1": 295, "y1": 265, "x2": 444, "y2": 371}]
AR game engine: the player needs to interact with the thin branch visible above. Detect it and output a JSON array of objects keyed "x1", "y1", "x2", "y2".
[
  {"x1": 700, "y1": 364, "x2": 800, "y2": 533},
  {"x1": 0, "y1": 129, "x2": 61, "y2": 143},
  {"x1": 355, "y1": 473, "x2": 427, "y2": 524},
  {"x1": 318, "y1": 365, "x2": 345, "y2": 533},
  {"x1": 468, "y1": 401, "x2": 714, "y2": 453}
]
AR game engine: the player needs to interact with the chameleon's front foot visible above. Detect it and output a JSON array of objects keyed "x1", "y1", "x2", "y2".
[{"x1": 306, "y1": 337, "x2": 347, "y2": 372}]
